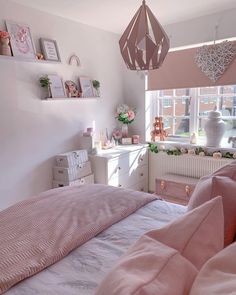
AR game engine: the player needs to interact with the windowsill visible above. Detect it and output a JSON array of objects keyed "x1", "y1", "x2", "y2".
[{"x1": 148, "y1": 139, "x2": 236, "y2": 154}]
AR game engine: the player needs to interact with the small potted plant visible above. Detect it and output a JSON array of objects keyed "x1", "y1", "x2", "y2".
[
  {"x1": 92, "y1": 80, "x2": 100, "y2": 97},
  {"x1": 39, "y1": 76, "x2": 51, "y2": 99}
]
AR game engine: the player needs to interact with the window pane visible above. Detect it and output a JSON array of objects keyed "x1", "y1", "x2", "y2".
[
  {"x1": 163, "y1": 117, "x2": 173, "y2": 136},
  {"x1": 175, "y1": 117, "x2": 190, "y2": 136},
  {"x1": 199, "y1": 97, "x2": 218, "y2": 116},
  {"x1": 162, "y1": 89, "x2": 174, "y2": 96},
  {"x1": 224, "y1": 120, "x2": 236, "y2": 137},
  {"x1": 175, "y1": 88, "x2": 189, "y2": 96},
  {"x1": 161, "y1": 99, "x2": 174, "y2": 116},
  {"x1": 148, "y1": 85, "x2": 236, "y2": 144},
  {"x1": 198, "y1": 119, "x2": 236, "y2": 140},
  {"x1": 219, "y1": 97, "x2": 236, "y2": 117},
  {"x1": 175, "y1": 98, "x2": 191, "y2": 116},
  {"x1": 198, "y1": 118, "x2": 207, "y2": 137},
  {"x1": 220, "y1": 85, "x2": 236, "y2": 95},
  {"x1": 199, "y1": 86, "x2": 218, "y2": 95}
]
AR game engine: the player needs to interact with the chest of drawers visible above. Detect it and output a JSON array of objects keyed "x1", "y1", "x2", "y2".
[{"x1": 89, "y1": 145, "x2": 148, "y2": 192}]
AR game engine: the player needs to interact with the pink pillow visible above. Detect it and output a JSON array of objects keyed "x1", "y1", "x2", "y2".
[
  {"x1": 188, "y1": 176, "x2": 236, "y2": 246},
  {"x1": 212, "y1": 160, "x2": 236, "y2": 180},
  {"x1": 188, "y1": 161, "x2": 236, "y2": 210},
  {"x1": 188, "y1": 160, "x2": 236, "y2": 209},
  {"x1": 95, "y1": 197, "x2": 224, "y2": 295},
  {"x1": 190, "y1": 242, "x2": 236, "y2": 295}
]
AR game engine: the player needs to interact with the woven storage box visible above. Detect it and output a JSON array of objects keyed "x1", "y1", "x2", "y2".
[
  {"x1": 55, "y1": 150, "x2": 88, "y2": 167},
  {"x1": 52, "y1": 174, "x2": 94, "y2": 188},
  {"x1": 53, "y1": 161, "x2": 92, "y2": 182},
  {"x1": 156, "y1": 174, "x2": 198, "y2": 205}
]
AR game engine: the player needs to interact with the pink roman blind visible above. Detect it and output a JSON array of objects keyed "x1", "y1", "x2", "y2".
[{"x1": 147, "y1": 43, "x2": 236, "y2": 91}]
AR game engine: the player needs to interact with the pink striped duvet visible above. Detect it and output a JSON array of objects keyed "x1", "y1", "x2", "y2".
[{"x1": 0, "y1": 184, "x2": 156, "y2": 294}]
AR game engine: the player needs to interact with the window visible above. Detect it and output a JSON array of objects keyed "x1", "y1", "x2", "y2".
[{"x1": 146, "y1": 85, "x2": 236, "y2": 147}]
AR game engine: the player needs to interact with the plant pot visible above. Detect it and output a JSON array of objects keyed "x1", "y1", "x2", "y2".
[{"x1": 94, "y1": 88, "x2": 100, "y2": 97}]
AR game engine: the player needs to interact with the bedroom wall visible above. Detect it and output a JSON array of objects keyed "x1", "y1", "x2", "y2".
[
  {"x1": 123, "y1": 8, "x2": 236, "y2": 142},
  {"x1": 0, "y1": 0, "x2": 124, "y2": 210}
]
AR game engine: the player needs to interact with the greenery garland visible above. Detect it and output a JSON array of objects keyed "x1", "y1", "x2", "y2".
[{"x1": 148, "y1": 143, "x2": 236, "y2": 159}]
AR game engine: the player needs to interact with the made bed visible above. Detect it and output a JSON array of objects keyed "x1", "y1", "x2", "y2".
[
  {"x1": 1, "y1": 159, "x2": 236, "y2": 295},
  {"x1": 1, "y1": 184, "x2": 185, "y2": 295}
]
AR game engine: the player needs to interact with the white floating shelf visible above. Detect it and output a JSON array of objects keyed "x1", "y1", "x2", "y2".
[
  {"x1": 44, "y1": 96, "x2": 100, "y2": 101},
  {"x1": 0, "y1": 54, "x2": 61, "y2": 64}
]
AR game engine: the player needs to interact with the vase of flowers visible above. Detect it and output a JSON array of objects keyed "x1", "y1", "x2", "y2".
[
  {"x1": 0, "y1": 31, "x2": 11, "y2": 56},
  {"x1": 116, "y1": 104, "x2": 136, "y2": 137}
]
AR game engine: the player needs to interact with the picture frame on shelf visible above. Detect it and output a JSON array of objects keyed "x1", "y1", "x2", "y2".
[
  {"x1": 5, "y1": 20, "x2": 36, "y2": 59},
  {"x1": 79, "y1": 76, "x2": 94, "y2": 98},
  {"x1": 40, "y1": 38, "x2": 61, "y2": 62},
  {"x1": 65, "y1": 80, "x2": 80, "y2": 98},
  {"x1": 48, "y1": 74, "x2": 66, "y2": 98}
]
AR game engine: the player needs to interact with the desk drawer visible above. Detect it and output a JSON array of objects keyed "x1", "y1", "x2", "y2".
[
  {"x1": 107, "y1": 148, "x2": 148, "y2": 179},
  {"x1": 130, "y1": 179, "x2": 148, "y2": 192},
  {"x1": 108, "y1": 165, "x2": 148, "y2": 188}
]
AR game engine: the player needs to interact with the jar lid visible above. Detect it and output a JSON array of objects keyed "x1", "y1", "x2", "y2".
[{"x1": 207, "y1": 110, "x2": 221, "y2": 118}]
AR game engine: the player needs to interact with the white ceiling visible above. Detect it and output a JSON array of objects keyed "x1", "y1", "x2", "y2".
[{"x1": 11, "y1": 0, "x2": 236, "y2": 34}]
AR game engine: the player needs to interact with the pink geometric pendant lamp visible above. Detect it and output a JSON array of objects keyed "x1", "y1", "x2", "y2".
[{"x1": 119, "y1": 0, "x2": 170, "y2": 71}]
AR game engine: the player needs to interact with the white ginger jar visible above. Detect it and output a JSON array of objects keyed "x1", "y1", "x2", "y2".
[{"x1": 204, "y1": 110, "x2": 225, "y2": 147}]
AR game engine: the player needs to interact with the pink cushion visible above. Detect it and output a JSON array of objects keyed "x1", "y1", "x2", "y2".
[
  {"x1": 188, "y1": 176, "x2": 236, "y2": 246},
  {"x1": 95, "y1": 197, "x2": 224, "y2": 295},
  {"x1": 188, "y1": 159, "x2": 236, "y2": 209},
  {"x1": 188, "y1": 160, "x2": 236, "y2": 210},
  {"x1": 190, "y1": 242, "x2": 236, "y2": 295},
  {"x1": 212, "y1": 160, "x2": 236, "y2": 180}
]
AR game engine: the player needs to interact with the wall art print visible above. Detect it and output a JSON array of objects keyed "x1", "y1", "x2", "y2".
[
  {"x1": 6, "y1": 20, "x2": 36, "y2": 59},
  {"x1": 195, "y1": 41, "x2": 236, "y2": 82},
  {"x1": 79, "y1": 76, "x2": 94, "y2": 98}
]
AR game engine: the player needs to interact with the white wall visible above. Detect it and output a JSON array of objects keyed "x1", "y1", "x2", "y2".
[
  {"x1": 123, "y1": 8, "x2": 236, "y2": 142},
  {"x1": 0, "y1": 0, "x2": 124, "y2": 209},
  {"x1": 165, "y1": 8, "x2": 236, "y2": 49}
]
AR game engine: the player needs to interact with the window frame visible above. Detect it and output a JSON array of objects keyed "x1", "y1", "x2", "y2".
[{"x1": 146, "y1": 85, "x2": 236, "y2": 146}]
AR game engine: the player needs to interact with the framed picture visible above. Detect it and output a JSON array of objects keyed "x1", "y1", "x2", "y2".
[
  {"x1": 79, "y1": 77, "x2": 94, "y2": 97},
  {"x1": 65, "y1": 80, "x2": 79, "y2": 98},
  {"x1": 40, "y1": 38, "x2": 61, "y2": 62},
  {"x1": 6, "y1": 20, "x2": 36, "y2": 59},
  {"x1": 48, "y1": 74, "x2": 66, "y2": 98}
]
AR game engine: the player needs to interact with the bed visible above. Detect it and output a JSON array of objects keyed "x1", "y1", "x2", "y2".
[{"x1": 0, "y1": 184, "x2": 186, "y2": 295}]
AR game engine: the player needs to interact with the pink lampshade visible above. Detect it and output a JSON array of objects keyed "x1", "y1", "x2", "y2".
[{"x1": 119, "y1": 0, "x2": 170, "y2": 71}]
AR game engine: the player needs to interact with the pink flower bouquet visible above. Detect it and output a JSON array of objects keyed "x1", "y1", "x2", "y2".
[{"x1": 116, "y1": 104, "x2": 136, "y2": 124}]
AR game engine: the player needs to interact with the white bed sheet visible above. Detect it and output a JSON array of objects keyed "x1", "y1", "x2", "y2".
[{"x1": 6, "y1": 199, "x2": 186, "y2": 295}]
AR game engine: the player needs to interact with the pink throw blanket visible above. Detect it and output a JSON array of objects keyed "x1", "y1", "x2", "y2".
[{"x1": 0, "y1": 184, "x2": 156, "y2": 294}]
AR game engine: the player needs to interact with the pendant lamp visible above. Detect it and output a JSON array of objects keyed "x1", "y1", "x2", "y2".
[{"x1": 119, "y1": 0, "x2": 170, "y2": 71}]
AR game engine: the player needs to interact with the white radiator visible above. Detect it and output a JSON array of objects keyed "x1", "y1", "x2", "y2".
[{"x1": 149, "y1": 151, "x2": 234, "y2": 192}]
